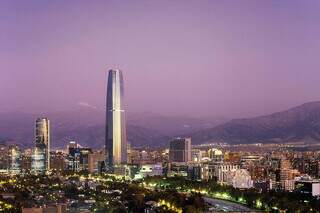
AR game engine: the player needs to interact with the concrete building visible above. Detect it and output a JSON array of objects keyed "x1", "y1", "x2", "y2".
[
  {"x1": 169, "y1": 138, "x2": 191, "y2": 163},
  {"x1": 200, "y1": 162, "x2": 216, "y2": 181},
  {"x1": 68, "y1": 147, "x2": 92, "y2": 171},
  {"x1": 295, "y1": 176, "x2": 320, "y2": 197},
  {"x1": 214, "y1": 163, "x2": 240, "y2": 183},
  {"x1": 88, "y1": 152, "x2": 106, "y2": 173},
  {"x1": 134, "y1": 164, "x2": 163, "y2": 180},
  {"x1": 50, "y1": 151, "x2": 67, "y2": 171},
  {"x1": 0, "y1": 145, "x2": 8, "y2": 173},
  {"x1": 22, "y1": 204, "x2": 66, "y2": 213},
  {"x1": 226, "y1": 169, "x2": 253, "y2": 189},
  {"x1": 208, "y1": 148, "x2": 223, "y2": 162}
]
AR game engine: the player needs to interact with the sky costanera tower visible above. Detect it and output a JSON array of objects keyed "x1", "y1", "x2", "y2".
[{"x1": 106, "y1": 69, "x2": 127, "y2": 170}]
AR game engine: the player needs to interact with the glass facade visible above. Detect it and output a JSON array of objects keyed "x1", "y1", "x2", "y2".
[
  {"x1": 106, "y1": 69, "x2": 127, "y2": 169},
  {"x1": 68, "y1": 147, "x2": 93, "y2": 171},
  {"x1": 31, "y1": 147, "x2": 46, "y2": 174},
  {"x1": 169, "y1": 138, "x2": 192, "y2": 163},
  {"x1": 8, "y1": 145, "x2": 21, "y2": 175},
  {"x1": 33, "y1": 118, "x2": 50, "y2": 173}
]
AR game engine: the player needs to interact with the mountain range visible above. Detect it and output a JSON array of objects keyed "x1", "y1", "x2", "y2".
[
  {"x1": 1, "y1": 101, "x2": 320, "y2": 148},
  {"x1": 0, "y1": 106, "x2": 223, "y2": 149},
  {"x1": 191, "y1": 101, "x2": 320, "y2": 144}
]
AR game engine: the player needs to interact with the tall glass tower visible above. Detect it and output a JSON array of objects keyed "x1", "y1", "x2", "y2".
[
  {"x1": 8, "y1": 145, "x2": 21, "y2": 175},
  {"x1": 106, "y1": 69, "x2": 127, "y2": 170},
  {"x1": 33, "y1": 118, "x2": 50, "y2": 173}
]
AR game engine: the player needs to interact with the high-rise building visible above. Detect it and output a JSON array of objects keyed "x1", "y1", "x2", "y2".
[
  {"x1": 33, "y1": 118, "x2": 50, "y2": 173},
  {"x1": 8, "y1": 145, "x2": 21, "y2": 175},
  {"x1": 88, "y1": 152, "x2": 106, "y2": 174},
  {"x1": 0, "y1": 145, "x2": 9, "y2": 173},
  {"x1": 21, "y1": 149, "x2": 32, "y2": 172},
  {"x1": 31, "y1": 147, "x2": 46, "y2": 174},
  {"x1": 68, "y1": 147, "x2": 92, "y2": 172},
  {"x1": 50, "y1": 151, "x2": 67, "y2": 171},
  {"x1": 106, "y1": 69, "x2": 127, "y2": 170},
  {"x1": 169, "y1": 138, "x2": 192, "y2": 163}
]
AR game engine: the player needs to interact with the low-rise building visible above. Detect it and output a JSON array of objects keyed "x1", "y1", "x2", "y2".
[
  {"x1": 134, "y1": 164, "x2": 163, "y2": 180},
  {"x1": 295, "y1": 176, "x2": 320, "y2": 197}
]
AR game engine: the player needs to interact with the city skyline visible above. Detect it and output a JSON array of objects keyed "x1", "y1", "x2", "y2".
[
  {"x1": 0, "y1": 1, "x2": 319, "y2": 212},
  {"x1": 1, "y1": 0, "x2": 320, "y2": 118}
]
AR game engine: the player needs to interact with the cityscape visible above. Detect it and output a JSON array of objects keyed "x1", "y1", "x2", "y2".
[{"x1": 1, "y1": 1, "x2": 320, "y2": 213}]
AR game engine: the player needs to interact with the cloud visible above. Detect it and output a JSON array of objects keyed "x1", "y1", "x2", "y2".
[{"x1": 77, "y1": 102, "x2": 98, "y2": 110}]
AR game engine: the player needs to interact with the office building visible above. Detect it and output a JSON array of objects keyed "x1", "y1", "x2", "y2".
[
  {"x1": 31, "y1": 147, "x2": 46, "y2": 174},
  {"x1": 169, "y1": 137, "x2": 191, "y2": 163},
  {"x1": 106, "y1": 69, "x2": 127, "y2": 170},
  {"x1": 214, "y1": 163, "x2": 240, "y2": 183},
  {"x1": 8, "y1": 145, "x2": 21, "y2": 175},
  {"x1": 21, "y1": 149, "x2": 32, "y2": 172},
  {"x1": 208, "y1": 148, "x2": 223, "y2": 162},
  {"x1": 133, "y1": 164, "x2": 163, "y2": 180},
  {"x1": 50, "y1": 151, "x2": 67, "y2": 171},
  {"x1": 34, "y1": 118, "x2": 50, "y2": 172},
  {"x1": 295, "y1": 176, "x2": 320, "y2": 197},
  {"x1": 68, "y1": 147, "x2": 92, "y2": 171},
  {"x1": 88, "y1": 152, "x2": 106, "y2": 173},
  {"x1": 0, "y1": 145, "x2": 9, "y2": 173},
  {"x1": 226, "y1": 169, "x2": 253, "y2": 189}
]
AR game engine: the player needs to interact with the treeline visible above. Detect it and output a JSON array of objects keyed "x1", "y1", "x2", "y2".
[{"x1": 143, "y1": 176, "x2": 320, "y2": 213}]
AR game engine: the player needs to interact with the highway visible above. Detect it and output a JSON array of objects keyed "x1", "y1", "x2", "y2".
[{"x1": 204, "y1": 197, "x2": 259, "y2": 212}]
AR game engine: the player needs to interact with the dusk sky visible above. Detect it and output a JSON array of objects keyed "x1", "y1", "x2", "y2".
[{"x1": 1, "y1": 0, "x2": 320, "y2": 118}]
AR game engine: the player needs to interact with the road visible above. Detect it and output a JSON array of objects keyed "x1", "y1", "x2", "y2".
[{"x1": 204, "y1": 197, "x2": 259, "y2": 212}]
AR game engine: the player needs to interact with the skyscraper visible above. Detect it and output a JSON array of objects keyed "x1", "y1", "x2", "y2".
[
  {"x1": 106, "y1": 69, "x2": 127, "y2": 170},
  {"x1": 8, "y1": 145, "x2": 21, "y2": 175},
  {"x1": 33, "y1": 118, "x2": 50, "y2": 173},
  {"x1": 169, "y1": 137, "x2": 192, "y2": 163}
]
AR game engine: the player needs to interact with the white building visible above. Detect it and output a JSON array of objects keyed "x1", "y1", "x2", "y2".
[
  {"x1": 200, "y1": 163, "x2": 240, "y2": 182},
  {"x1": 207, "y1": 148, "x2": 223, "y2": 162},
  {"x1": 226, "y1": 169, "x2": 253, "y2": 189},
  {"x1": 191, "y1": 149, "x2": 207, "y2": 162},
  {"x1": 295, "y1": 175, "x2": 320, "y2": 197},
  {"x1": 215, "y1": 163, "x2": 240, "y2": 183},
  {"x1": 134, "y1": 164, "x2": 163, "y2": 180}
]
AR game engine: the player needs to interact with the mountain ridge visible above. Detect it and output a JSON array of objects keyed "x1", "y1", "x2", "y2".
[
  {"x1": 190, "y1": 101, "x2": 320, "y2": 144},
  {"x1": 2, "y1": 101, "x2": 320, "y2": 148},
  {"x1": 0, "y1": 109, "x2": 223, "y2": 148}
]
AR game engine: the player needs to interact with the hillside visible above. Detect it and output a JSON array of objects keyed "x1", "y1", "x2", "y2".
[{"x1": 191, "y1": 101, "x2": 320, "y2": 144}]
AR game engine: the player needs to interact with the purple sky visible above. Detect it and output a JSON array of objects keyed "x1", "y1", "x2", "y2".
[{"x1": 1, "y1": 0, "x2": 320, "y2": 118}]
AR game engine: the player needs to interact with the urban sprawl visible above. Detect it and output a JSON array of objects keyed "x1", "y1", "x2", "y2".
[{"x1": 1, "y1": 70, "x2": 319, "y2": 213}]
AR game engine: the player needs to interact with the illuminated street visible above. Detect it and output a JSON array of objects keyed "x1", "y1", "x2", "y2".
[{"x1": 204, "y1": 197, "x2": 257, "y2": 212}]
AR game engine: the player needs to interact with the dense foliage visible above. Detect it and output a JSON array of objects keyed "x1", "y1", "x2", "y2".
[{"x1": 143, "y1": 176, "x2": 320, "y2": 213}]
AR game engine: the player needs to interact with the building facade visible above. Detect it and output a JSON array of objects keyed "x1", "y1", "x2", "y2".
[
  {"x1": 31, "y1": 147, "x2": 46, "y2": 174},
  {"x1": 8, "y1": 145, "x2": 21, "y2": 175},
  {"x1": 68, "y1": 147, "x2": 93, "y2": 172},
  {"x1": 106, "y1": 69, "x2": 127, "y2": 170},
  {"x1": 169, "y1": 138, "x2": 191, "y2": 163},
  {"x1": 226, "y1": 169, "x2": 253, "y2": 189},
  {"x1": 33, "y1": 118, "x2": 50, "y2": 173}
]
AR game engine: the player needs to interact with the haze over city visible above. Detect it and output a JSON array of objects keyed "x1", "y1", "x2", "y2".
[
  {"x1": 1, "y1": 0, "x2": 320, "y2": 118},
  {"x1": 1, "y1": 1, "x2": 320, "y2": 213}
]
